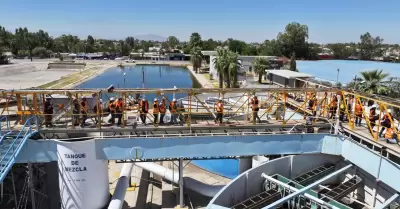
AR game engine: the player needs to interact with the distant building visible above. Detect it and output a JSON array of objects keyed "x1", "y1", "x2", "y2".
[{"x1": 267, "y1": 70, "x2": 314, "y2": 88}]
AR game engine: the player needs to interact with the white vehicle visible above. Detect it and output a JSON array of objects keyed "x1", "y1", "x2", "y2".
[{"x1": 126, "y1": 59, "x2": 136, "y2": 63}]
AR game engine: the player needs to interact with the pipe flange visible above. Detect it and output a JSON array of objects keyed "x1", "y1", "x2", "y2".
[{"x1": 129, "y1": 147, "x2": 144, "y2": 159}]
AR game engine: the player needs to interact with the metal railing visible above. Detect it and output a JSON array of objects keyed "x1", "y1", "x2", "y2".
[{"x1": 0, "y1": 116, "x2": 39, "y2": 182}]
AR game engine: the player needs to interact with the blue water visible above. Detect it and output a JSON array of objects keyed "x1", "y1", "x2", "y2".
[
  {"x1": 297, "y1": 60, "x2": 400, "y2": 84},
  {"x1": 79, "y1": 65, "x2": 201, "y2": 101}
]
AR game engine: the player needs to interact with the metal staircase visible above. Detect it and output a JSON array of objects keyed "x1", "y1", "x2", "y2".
[
  {"x1": 231, "y1": 188, "x2": 280, "y2": 209},
  {"x1": 293, "y1": 164, "x2": 335, "y2": 186},
  {"x1": 0, "y1": 116, "x2": 39, "y2": 183},
  {"x1": 319, "y1": 176, "x2": 363, "y2": 201}
]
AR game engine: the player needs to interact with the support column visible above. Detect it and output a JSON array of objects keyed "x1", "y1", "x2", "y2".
[
  {"x1": 239, "y1": 157, "x2": 252, "y2": 174},
  {"x1": 28, "y1": 163, "x2": 36, "y2": 209},
  {"x1": 179, "y1": 158, "x2": 184, "y2": 208},
  {"x1": 58, "y1": 140, "x2": 109, "y2": 209}
]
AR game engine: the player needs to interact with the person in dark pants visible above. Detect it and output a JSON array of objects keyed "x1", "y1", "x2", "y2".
[
  {"x1": 80, "y1": 97, "x2": 89, "y2": 127},
  {"x1": 115, "y1": 98, "x2": 123, "y2": 126},
  {"x1": 169, "y1": 98, "x2": 178, "y2": 124},
  {"x1": 44, "y1": 97, "x2": 53, "y2": 127},
  {"x1": 251, "y1": 96, "x2": 261, "y2": 123},
  {"x1": 159, "y1": 98, "x2": 166, "y2": 124},
  {"x1": 354, "y1": 103, "x2": 363, "y2": 127},
  {"x1": 369, "y1": 105, "x2": 377, "y2": 134},
  {"x1": 379, "y1": 109, "x2": 393, "y2": 138},
  {"x1": 72, "y1": 99, "x2": 80, "y2": 126},
  {"x1": 215, "y1": 97, "x2": 224, "y2": 124},
  {"x1": 152, "y1": 98, "x2": 159, "y2": 124},
  {"x1": 139, "y1": 98, "x2": 149, "y2": 125},
  {"x1": 93, "y1": 99, "x2": 103, "y2": 124},
  {"x1": 108, "y1": 97, "x2": 116, "y2": 125}
]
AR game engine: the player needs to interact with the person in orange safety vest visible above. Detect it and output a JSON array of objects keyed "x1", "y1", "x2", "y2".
[
  {"x1": 139, "y1": 98, "x2": 149, "y2": 125},
  {"x1": 169, "y1": 98, "x2": 178, "y2": 124},
  {"x1": 159, "y1": 98, "x2": 166, "y2": 124},
  {"x1": 250, "y1": 96, "x2": 261, "y2": 123},
  {"x1": 215, "y1": 97, "x2": 224, "y2": 124},
  {"x1": 115, "y1": 98, "x2": 123, "y2": 126},
  {"x1": 153, "y1": 98, "x2": 159, "y2": 124},
  {"x1": 80, "y1": 96, "x2": 89, "y2": 127},
  {"x1": 108, "y1": 97, "x2": 116, "y2": 124},
  {"x1": 354, "y1": 103, "x2": 363, "y2": 127}
]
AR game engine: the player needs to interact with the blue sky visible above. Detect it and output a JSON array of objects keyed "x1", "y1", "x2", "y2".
[{"x1": 0, "y1": 0, "x2": 399, "y2": 43}]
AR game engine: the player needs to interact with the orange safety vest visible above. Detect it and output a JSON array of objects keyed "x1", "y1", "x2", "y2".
[
  {"x1": 385, "y1": 128, "x2": 394, "y2": 139},
  {"x1": 115, "y1": 100, "x2": 123, "y2": 112},
  {"x1": 169, "y1": 101, "x2": 177, "y2": 113},
  {"x1": 153, "y1": 101, "x2": 159, "y2": 113},
  {"x1": 216, "y1": 101, "x2": 224, "y2": 113},
  {"x1": 139, "y1": 100, "x2": 148, "y2": 112},
  {"x1": 252, "y1": 98, "x2": 259, "y2": 110},
  {"x1": 81, "y1": 101, "x2": 88, "y2": 112},
  {"x1": 159, "y1": 103, "x2": 166, "y2": 113},
  {"x1": 109, "y1": 102, "x2": 116, "y2": 112},
  {"x1": 330, "y1": 97, "x2": 337, "y2": 107},
  {"x1": 355, "y1": 104, "x2": 362, "y2": 116}
]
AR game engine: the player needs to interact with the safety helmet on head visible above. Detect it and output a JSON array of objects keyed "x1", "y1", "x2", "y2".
[
  {"x1": 110, "y1": 97, "x2": 115, "y2": 101},
  {"x1": 388, "y1": 109, "x2": 392, "y2": 113},
  {"x1": 173, "y1": 98, "x2": 176, "y2": 102},
  {"x1": 371, "y1": 104, "x2": 377, "y2": 109},
  {"x1": 219, "y1": 97, "x2": 222, "y2": 100},
  {"x1": 99, "y1": 99, "x2": 103, "y2": 103},
  {"x1": 154, "y1": 98, "x2": 158, "y2": 101}
]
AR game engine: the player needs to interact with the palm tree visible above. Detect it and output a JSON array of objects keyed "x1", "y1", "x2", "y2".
[
  {"x1": 227, "y1": 51, "x2": 241, "y2": 88},
  {"x1": 252, "y1": 57, "x2": 270, "y2": 83},
  {"x1": 213, "y1": 47, "x2": 228, "y2": 88},
  {"x1": 190, "y1": 47, "x2": 203, "y2": 73},
  {"x1": 355, "y1": 69, "x2": 390, "y2": 95}
]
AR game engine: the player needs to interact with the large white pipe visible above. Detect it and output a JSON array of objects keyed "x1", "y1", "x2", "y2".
[
  {"x1": 108, "y1": 163, "x2": 134, "y2": 209},
  {"x1": 135, "y1": 162, "x2": 225, "y2": 197}
]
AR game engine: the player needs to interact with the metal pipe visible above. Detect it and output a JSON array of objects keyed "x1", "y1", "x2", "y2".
[
  {"x1": 134, "y1": 162, "x2": 225, "y2": 197},
  {"x1": 179, "y1": 158, "x2": 184, "y2": 208},
  {"x1": 374, "y1": 193, "x2": 399, "y2": 209},
  {"x1": 108, "y1": 163, "x2": 134, "y2": 209},
  {"x1": 261, "y1": 164, "x2": 353, "y2": 209}
]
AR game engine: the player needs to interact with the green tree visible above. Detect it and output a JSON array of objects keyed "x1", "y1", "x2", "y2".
[
  {"x1": 353, "y1": 69, "x2": 390, "y2": 95},
  {"x1": 125, "y1": 36, "x2": 135, "y2": 48},
  {"x1": 190, "y1": 46, "x2": 203, "y2": 73},
  {"x1": 167, "y1": 36, "x2": 179, "y2": 49},
  {"x1": 213, "y1": 47, "x2": 228, "y2": 88},
  {"x1": 252, "y1": 57, "x2": 270, "y2": 83},
  {"x1": 226, "y1": 51, "x2": 241, "y2": 88},
  {"x1": 276, "y1": 22, "x2": 309, "y2": 58},
  {"x1": 359, "y1": 32, "x2": 384, "y2": 60},
  {"x1": 189, "y1": 32, "x2": 202, "y2": 50},
  {"x1": 32, "y1": 47, "x2": 50, "y2": 58},
  {"x1": 289, "y1": 52, "x2": 297, "y2": 71}
]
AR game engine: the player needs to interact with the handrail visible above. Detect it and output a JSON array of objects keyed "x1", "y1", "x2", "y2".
[
  {"x1": 0, "y1": 116, "x2": 10, "y2": 137},
  {"x1": 0, "y1": 116, "x2": 39, "y2": 175}
]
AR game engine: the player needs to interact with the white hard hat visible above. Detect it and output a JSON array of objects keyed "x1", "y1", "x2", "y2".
[
  {"x1": 110, "y1": 97, "x2": 115, "y2": 101},
  {"x1": 154, "y1": 98, "x2": 158, "y2": 101},
  {"x1": 99, "y1": 99, "x2": 103, "y2": 103},
  {"x1": 173, "y1": 98, "x2": 176, "y2": 101},
  {"x1": 143, "y1": 98, "x2": 146, "y2": 100},
  {"x1": 388, "y1": 109, "x2": 392, "y2": 113},
  {"x1": 81, "y1": 96, "x2": 86, "y2": 99},
  {"x1": 219, "y1": 97, "x2": 223, "y2": 100}
]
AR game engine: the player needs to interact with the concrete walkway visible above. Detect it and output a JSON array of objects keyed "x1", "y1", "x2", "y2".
[{"x1": 187, "y1": 66, "x2": 215, "y2": 88}]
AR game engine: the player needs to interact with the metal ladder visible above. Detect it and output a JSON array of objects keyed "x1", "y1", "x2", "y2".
[
  {"x1": 0, "y1": 116, "x2": 39, "y2": 183},
  {"x1": 293, "y1": 164, "x2": 335, "y2": 186},
  {"x1": 320, "y1": 176, "x2": 363, "y2": 201}
]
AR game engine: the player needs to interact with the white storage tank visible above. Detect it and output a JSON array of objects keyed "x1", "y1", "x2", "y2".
[{"x1": 58, "y1": 140, "x2": 109, "y2": 209}]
